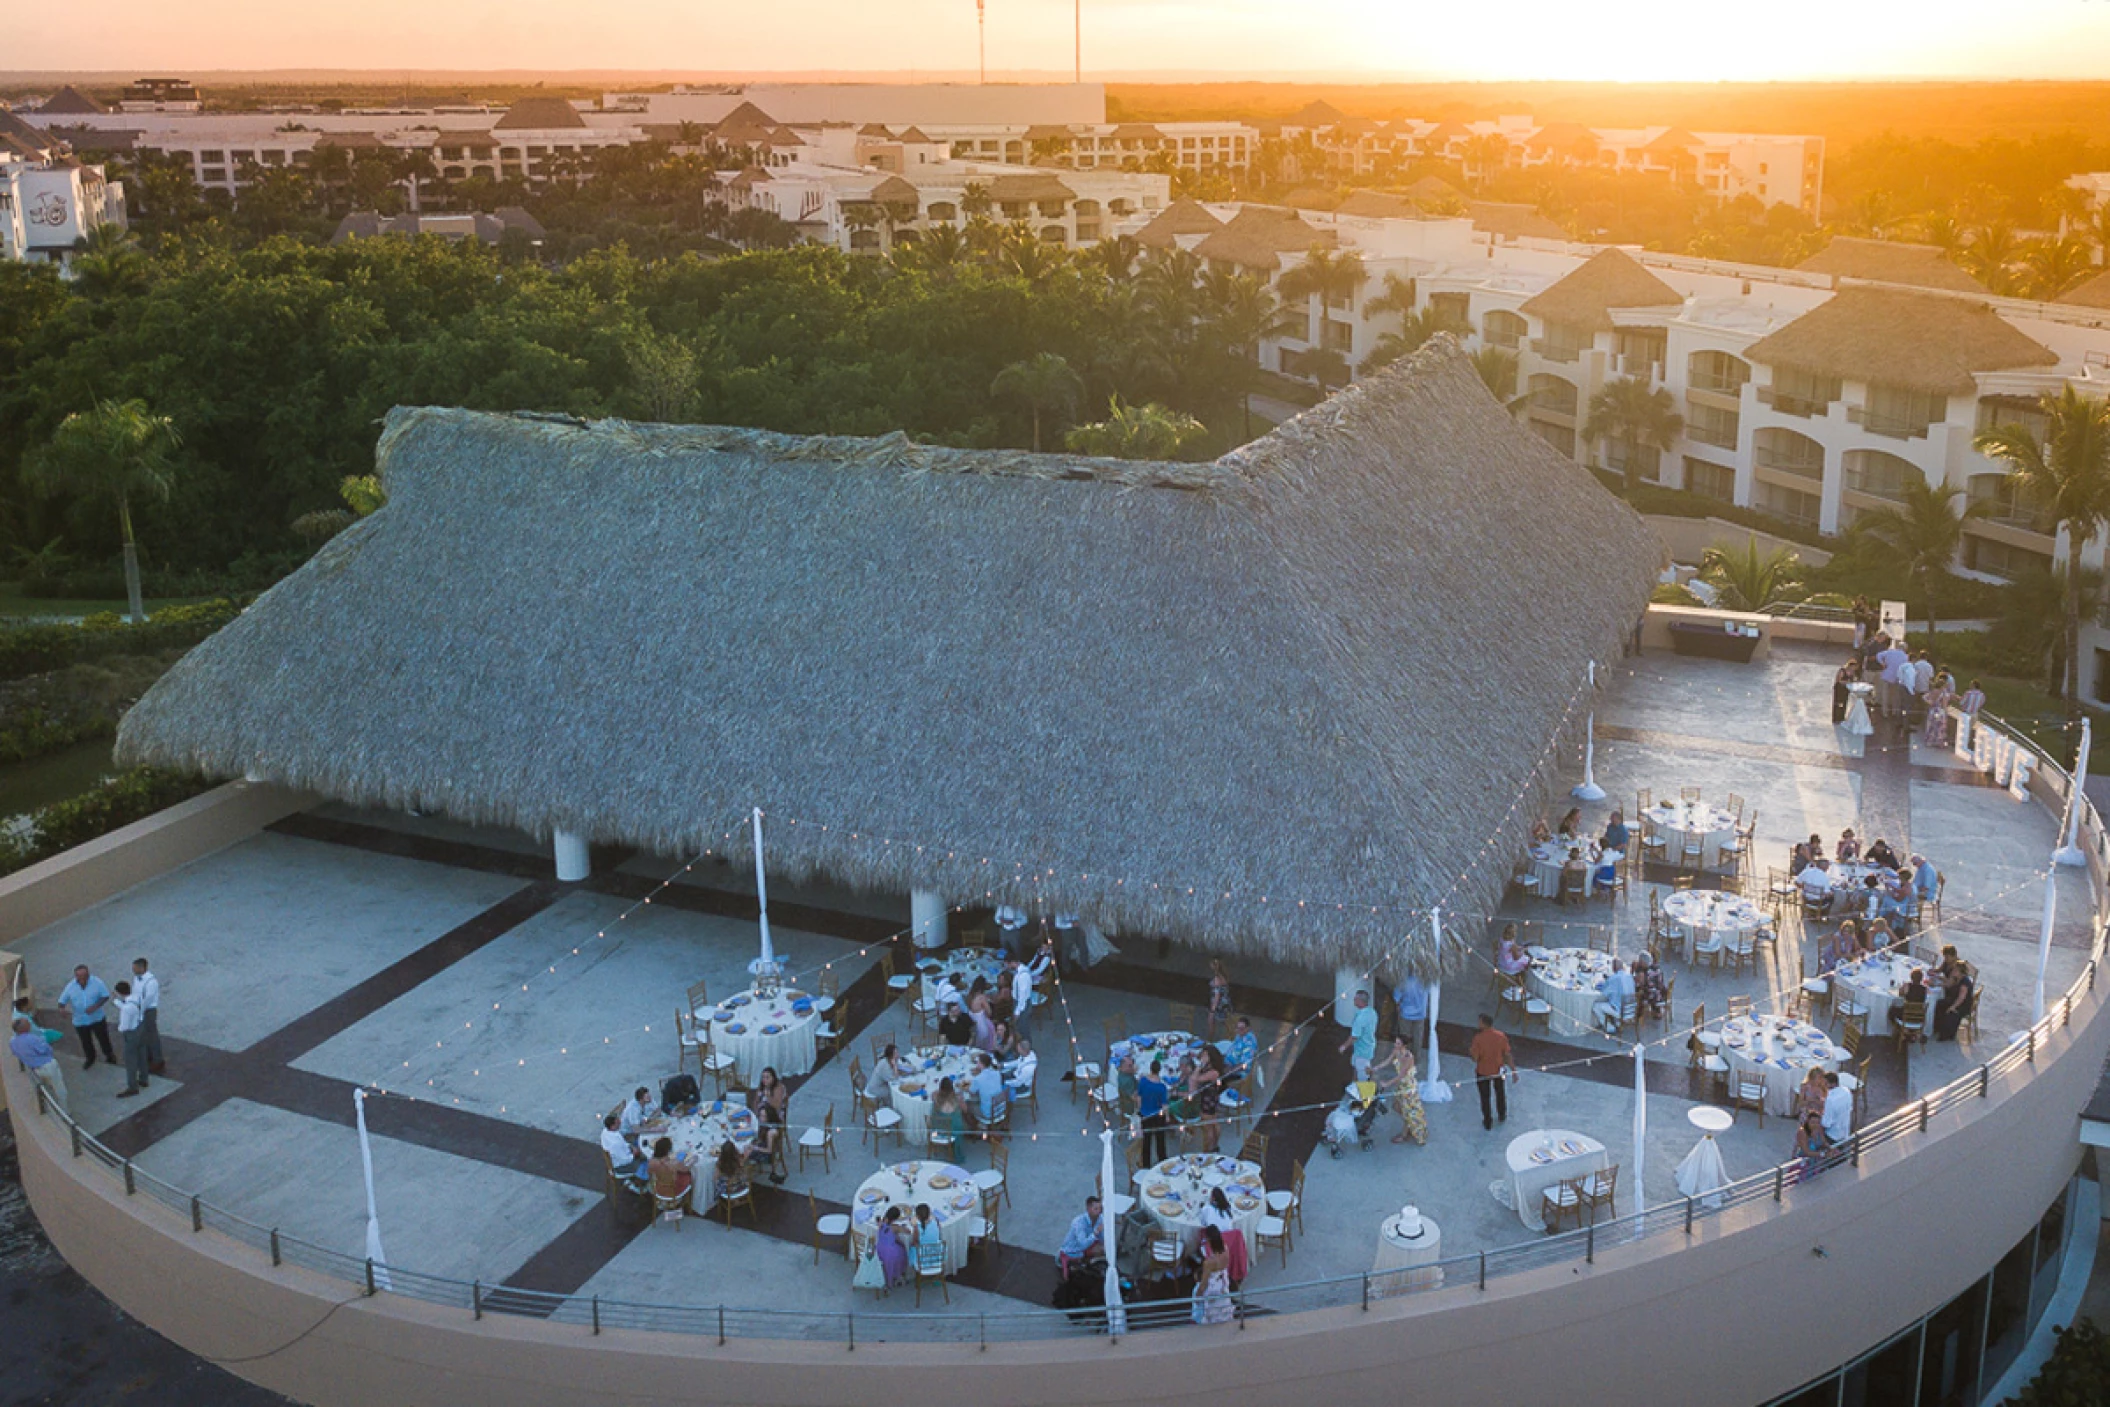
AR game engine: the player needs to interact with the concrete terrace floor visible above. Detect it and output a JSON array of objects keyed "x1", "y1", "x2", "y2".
[{"x1": 6, "y1": 643, "x2": 2096, "y2": 1336}]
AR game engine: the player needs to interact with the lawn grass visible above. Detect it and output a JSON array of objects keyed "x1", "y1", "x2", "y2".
[{"x1": 0, "y1": 581, "x2": 217, "y2": 620}]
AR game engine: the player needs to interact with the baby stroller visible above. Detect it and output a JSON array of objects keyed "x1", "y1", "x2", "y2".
[{"x1": 1322, "y1": 1081, "x2": 1382, "y2": 1157}]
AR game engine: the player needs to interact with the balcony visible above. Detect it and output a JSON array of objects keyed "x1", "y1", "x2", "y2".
[
  {"x1": 1847, "y1": 405, "x2": 1933, "y2": 441},
  {"x1": 1756, "y1": 387, "x2": 1831, "y2": 418},
  {"x1": 1688, "y1": 369, "x2": 1748, "y2": 396},
  {"x1": 1529, "y1": 337, "x2": 1582, "y2": 365},
  {"x1": 1753, "y1": 451, "x2": 1824, "y2": 484}
]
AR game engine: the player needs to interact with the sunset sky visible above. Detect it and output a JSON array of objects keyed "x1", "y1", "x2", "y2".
[{"x1": 12, "y1": 0, "x2": 2110, "y2": 81}]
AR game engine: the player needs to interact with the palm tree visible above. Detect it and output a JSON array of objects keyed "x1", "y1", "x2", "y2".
[
  {"x1": 1199, "y1": 272, "x2": 1291, "y2": 438},
  {"x1": 70, "y1": 224, "x2": 148, "y2": 301},
  {"x1": 1461, "y1": 133, "x2": 1509, "y2": 193},
  {"x1": 991, "y1": 353, "x2": 1084, "y2": 452},
  {"x1": 1276, "y1": 246, "x2": 1367, "y2": 320},
  {"x1": 1959, "y1": 224, "x2": 2019, "y2": 295},
  {"x1": 22, "y1": 399, "x2": 181, "y2": 624},
  {"x1": 909, "y1": 222, "x2": 968, "y2": 272},
  {"x1": 1471, "y1": 346, "x2": 1525, "y2": 411},
  {"x1": 1064, "y1": 397, "x2": 1207, "y2": 460},
  {"x1": 1849, "y1": 479, "x2": 1989, "y2": 636},
  {"x1": 2020, "y1": 238, "x2": 2095, "y2": 301},
  {"x1": 840, "y1": 202, "x2": 884, "y2": 253},
  {"x1": 1910, "y1": 210, "x2": 1964, "y2": 254},
  {"x1": 1699, "y1": 537, "x2": 1804, "y2": 612},
  {"x1": 959, "y1": 182, "x2": 994, "y2": 221},
  {"x1": 1364, "y1": 305, "x2": 1471, "y2": 370},
  {"x1": 1083, "y1": 233, "x2": 1140, "y2": 284},
  {"x1": 290, "y1": 474, "x2": 389, "y2": 544},
  {"x1": 1999, "y1": 564, "x2": 2105, "y2": 696},
  {"x1": 1975, "y1": 387, "x2": 2110, "y2": 719},
  {"x1": 1582, "y1": 376, "x2": 1684, "y2": 495}
]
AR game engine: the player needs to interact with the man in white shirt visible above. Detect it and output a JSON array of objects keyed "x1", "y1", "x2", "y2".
[
  {"x1": 1008, "y1": 941, "x2": 1054, "y2": 1042},
  {"x1": 1797, "y1": 860, "x2": 1835, "y2": 914},
  {"x1": 993, "y1": 904, "x2": 1029, "y2": 957},
  {"x1": 1820, "y1": 1071, "x2": 1853, "y2": 1147},
  {"x1": 619, "y1": 1086, "x2": 662, "y2": 1137},
  {"x1": 1591, "y1": 961, "x2": 1636, "y2": 1034},
  {"x1": 112, "y1": 980, "x2": 150, "y2": 1097},
  {"x1": 1875, "y1": 637, "x2": 1910, "y2": 726},
  {"x1": 131, "y1": 957, "x2": 164, "y2": 1073},
  {"x1": 1003, "y1": 1037, "x2": 1038, "y2": 1100},
  {"x1": 598, "y1": 1114, "x2": 645, "y2": 1181}
]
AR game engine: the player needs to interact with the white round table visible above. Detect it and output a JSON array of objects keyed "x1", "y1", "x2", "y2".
[
  {"x1": 1110, "y1": 1031, "x2": 1205, "y2": 1078},
  {"x1": 1648, "y1": 801, "x2": 1738, "y2": 870},
  {"x1": 890, "y1": 1045, "x2": 983, "y2": 1143},
  {"x1": 1833, "y1": 952, "x2": 1929, "y2": 1037},
  {"x1": 1132, "y1": 1153, "x2": 1266, "y2": 1253},
  {"x1": 918, "y1": 948, "x2": 1009, "y2": 1011},
  {"x1": 1505, "y1": 1129, "x2": 1608, "y2": 1232},
  {"x1": 850, "y1": 1160, "x2": 979, "y2": 1275},
  {"x1": 1662, "y1": 889, "x2": 1766, "y2": 963},
  {"x1": 1720, "y1": 1014, "x2": 1844, "y2": 1115},
  {"x1": 701, "y1": 988, "x2": 820, "y2": 1084},
  {"x1": 1528, "y1": 837, "x2": 1601, "y2": 898},
  {"x1": 1370, "y1": 1212, "x2": 1444, "y2": 1293},
  {"x1": 1843, "y1": 681, "x2": 1875, "y2": 738},
  {"x1": 1524, "y1": 948, "x2": 1618, "y2": 1036},
  {"x1": 652, "y1": 1102, "x2": 757, "y2": 1205}
]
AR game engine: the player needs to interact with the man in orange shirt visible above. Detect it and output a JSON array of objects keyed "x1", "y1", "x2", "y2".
[{"x1": 1469, "y1": 1013, "x2": 1514, "y2": 1131}]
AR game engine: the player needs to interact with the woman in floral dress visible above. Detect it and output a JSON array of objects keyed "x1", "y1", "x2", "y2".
[
  {"x1": 1922, "y1": 672, "x2": 1955, "y2": 747},
  {"x1": 1378, "y1": 1037, "x2": 1428, "y2": 1146}
]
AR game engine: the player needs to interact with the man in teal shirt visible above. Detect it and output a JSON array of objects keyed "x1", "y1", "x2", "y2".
[{"x1": 1338, "y1": 989, "x2": 1379, "y2": 1079}]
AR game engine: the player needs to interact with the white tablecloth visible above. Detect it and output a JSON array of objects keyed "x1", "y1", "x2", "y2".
[
  {"x1": 890, "y1": 1045, "x2": 983, "y2": 1143},
  {"x1": 1528, "y1": 837, "x2": 1601, "y2": 897},
  {"x1": 1110, "y1": 1031, "x2": 1205, "y2": 1077},
  {"x1": 702, "y1": 988, "x2": 820, "y2": 1084},
  {"x1": 1720, "y1": 1014, "x2": 1844, "y2": 1115},
  {"x1": 650, "y1": 1103, "x2": 757, "y2": 1204},
  {"x1": 918, "y1": 948, "x2": 1009, "y2": 1010},
  {"x1": 1525, "y1": 948, "x2": 1618, "y2": 1035},
  {"x1": 1647, "y1": 802, "x2": 1737, "y2": 869},
  {"x1": 1662, "y1": 889, "x2": 1766, "y2": 961},
  {"x1": 1371, "y1": 1213, "x2": 1443, "y2": 1293},
  {"x1": 1833, "y1": 952, "x2": 1929, "y2": 1037},
  {"x1": 1507, "y1": 1129, "x2": 1609, "y2": 1231},
  {"x1": 850, "y1": 1160, "x2": 979, "y2": 1275},
  {"x1": 1843, "y1": 682, "x2": 1875, "y2": 738},
  {"x1": 1674, "y1": 1135, "x2": 1731, "y2": 1202},
  {"x1": 1132, "y1": 1153, "x2": 1266, "y2": 1253}
]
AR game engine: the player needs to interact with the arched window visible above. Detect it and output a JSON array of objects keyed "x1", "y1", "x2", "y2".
[
  {"x1": 1754, "y1": 427, "x2": 1824, "y2": 481},
  {"x1": 925, "y1": 201, "x2": 958, "y2": 223},
  {"x1": 1040, "y1": 225, "x2": 1068, "y2": 244},
  {"x1": 1527, "y1": 373, "x2": 1578, "y2": 417},
  {"x1": 1843, "y1": 450, "x2": 1920, "y2": 503},
  {"x1": 1483, "y1": 309, "x2": 1527, "y2": 349}
]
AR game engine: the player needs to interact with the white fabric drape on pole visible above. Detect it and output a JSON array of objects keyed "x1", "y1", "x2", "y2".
[
  {"x1": 1631, "y1": 1044, "x2": 1647, "y2": 1220},
  {"x1": 752, "y1": 807, "x2": 775, "y2": 969},
  {"x1": 1420, "y1": 909, "x2": 1452, "y2": 1103},
  {"x1": 2033, "y1": 865, "x2": 2058, "y2": 1023},
  {"x1": 2057, "y1": 718, "x2": 2092, "y2": 866},
  {"x1": 354, "y1": 1088, "x2": 392, "y2": 1291},
  {"x1": 1099, "y1": 1128, "x2": 1126, "y2": 1336},
  {"x1": 1574, "y1": 661, "x2": 1606, "y2": 801}
]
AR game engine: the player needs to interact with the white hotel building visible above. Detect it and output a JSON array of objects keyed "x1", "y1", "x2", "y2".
[
  {"x1": 0, "y1": 107, "x2": 127, "y2": 264},
  {"x1": 1134, "y1": 199, "x2": 2110, "y2": 588}
]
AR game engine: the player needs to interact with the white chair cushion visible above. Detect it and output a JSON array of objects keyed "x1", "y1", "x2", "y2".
[
  {"x1": 972, "y1": 1169, "x2": 1004, "y2": 1189},
  {"x1": 869, "y1": 1108, "x2": 903, "y2": 1127},
  {"x1": 1265, "y1": 1190, "x2": 1297, "y2": 1211},
  {"x1": 817, "y1": 1214, "x2": 852, "y2": 1235},
  {"x1": 1524, "y1": 999, "x2": 1552, "y2": 1015},
  {"x1": 1106, "y1": 1194, "x2": 1136, "y2": 1215},
  {"x1": 1700, "y1": 1055, "x2": 1729, "y2": 1072},
  {"x1": 1073, "y1": 1063, "x2": 1102, "y2": 1080},
  {"x1": 799, "y1": 1127, "x2": 829, "y2": 1147},
  {"x1": 1802, "y1": 980, "x2": 1829, "y2": 995},
  {"x1": 1837, "y1": 1073, "x2": 1861, "y2": 1092},
  {"x1": 1695, "y1": 1032, "x2": 1722, "y2": 1048},
  {"x1": 966, "y1": 1218, "x2": 989, "y2": 1239},
  {"x1": 1545, "y1": 1184, "x2": 1579, "y2": 1206},
  {"x1": 1256, "y1": 1216, "x2": 1287, "y2": 1235},
  {"x1": 813, "y1": 995, "x2": 836, "y2": 1012}
]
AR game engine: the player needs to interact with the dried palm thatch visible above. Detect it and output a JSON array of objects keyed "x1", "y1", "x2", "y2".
[
  {"x1": 1795, "y1": 237, "x2": 1988, "y2": 295},
  {"x1": 1192, "y1": 208, "x2": 1336, "y2": 273},
  {"x1": 117, "y1": 340, "x2": 1657, "y2": 976},
  {"x1": 1133, "y1": 199, "x2": 1223, "y2": 248},
  {"x1": 2055, "y1": 269, "x2": 2110, "y2": 311},
  {"x1": 1745, "y1": 286, "x2": 2058, "y2": 396},
  {"x1": 1521, "y1": 250, "x2": 1681, "y2": 333}
]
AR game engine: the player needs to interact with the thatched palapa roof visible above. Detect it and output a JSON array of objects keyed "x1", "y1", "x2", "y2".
[
  {"x1": 1134, "y1": 198, "x2": 1222, "y2": 247},
  {"x1": 986, "y1": 172, "x2": 1075, "y2": 203},
  {"x1": 1795, "y1": 237, "x2": 1988, "y2": 295},
  {"x1": 2056, "y1": 269, "x2": 2110, "y2": 310},
  {"x1": 37, "y1": 85, "x2": 107, "y2": 115},
  {"x1": 1745, "y1": 286, "x2": 2058, "y2": 395},
  {"x1": 1194, "y1": 207, "x2": 1335, "y2": 272},
  {"x1": 1520, "y1": 248, "x2": 1681, "y2": 332},
  {"x1": 116, "y1": 342, "x2": 1656, "y2": 975},
  {"x1": 493, "y1": 97, "x2": 587, "y2": 131},
  {"x1": 1467, "y1": 201, "x2": 1567, "y2": 240}
]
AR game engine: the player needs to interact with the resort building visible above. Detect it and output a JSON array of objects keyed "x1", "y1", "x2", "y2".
[
  {"x1": 1145, "y1": 199, "x2": 2110, "y2": 585},
  {"x1": 329, "y1": 207, "x2": 546, "y2": 247},
  {"x1": 0, "y1": 108, "x2": 127, "y2": 264},
  {"x1": 1, "y1": 343, "x2": 2103, "y2": 1407}
]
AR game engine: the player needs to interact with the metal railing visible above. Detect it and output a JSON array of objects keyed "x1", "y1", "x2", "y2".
[{"x1": 15, "y1": 718, "x2": 2109, "y2": 1350}]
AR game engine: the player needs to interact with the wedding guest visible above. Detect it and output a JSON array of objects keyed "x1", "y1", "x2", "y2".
[
  {"x1": 1217, "y1": 1016, "x2": 1257, "y2": 1079},
  {"x1": 1376, "y1": 1036, "x2": 1427, "y2": 1146},
  {"x1": 1933, "y1": 962, "x2": 1976, "y2": 1041},
  {"x1": 1470, "y1": 1014, "x2": 1513, "y2": 1132},
  {"x1": 1791, "y1": 834, "x2": 1822, "y2": 877},
  {"x1": 1832, "y1": 657, "x2": 1859, "y2": 725},
  {"x1": 1207, "y1": 959, "x2": 1234, "y2": 1038},
  {"x1": 1495, "y1": 924, "x2": 1532, "y2": 977},
  {"x1": 130, "y1": 957, "x2": 165, "y2": 1074},
  {"x1": 710, "y1": 1140, "x2": 746, "y2": 1204},
  {"x1": 1600, "y1": 809, "x2": 1631, "y2": 854},
  {"x1": 1866, "y1": 837, "x2": 1900, "y2": 872},
  {"x1": 651, "y1": 1136, "x2": 695, "y2": 1212},
  {"x1": 1924, "y1": 672, "x2": 1956, "y2": 747},
  {"x1": 1058, "y1": 1195, "x2": 1104, "y2": 1268},
  {"x1": 747, "y1": 1101, "x2": 787, "y2": 1183},
  {"x1": 1794, "y1": 1066, "x2": 1829, "y2": 1122},
  {"x1": 930, "y1": 1077, "x2": 969, "y2": 1148},
  {"x1": 1136, "y1": 1058, "x2": 1172, "y2": 1164},
  {"x1": 1633, "y1": 951, "x2": 1669, "y2": 1020},
  {"x1": 752, "y1": 1067, "x2": 790, "y2": 1121},
  {"x1": 56, "y1": 965, "x2": 115, "y2": 1069},
  {"x1": 937, "y1": 999, "x2": 974, "y2": 1048},
  {"x1": 112, "y1": 980, "x2": 150, "y2": 1097},
  {"x1": 865, "y1": 1044, "x2": 914, "y2": 1100},
  {"x1": 1820, "y1": 1072, "x2": 1853, "y2": 1147},
  {"x1": 1556, "y1": 807, "x2": 1582, "y2": 838},
  {"x1": 878, "y1": 1206, "x2": 911, "y2": 1286},
  {"x1": 10, "y1": 1015, "x2": 68, "y2": 1115},
  {"x1": 1889, "y1": 968, "x2": 1930, "y2": 1038},
  {"x1": 1958, "y1": 678, "x2": 1987, "y2": 717},
  {"x1": 1592, "y1": 960, "x2": 1635, "y2": 1033},
  {"x1": 1835, "y1": 829, "x2": 1862, "y2": 863}
]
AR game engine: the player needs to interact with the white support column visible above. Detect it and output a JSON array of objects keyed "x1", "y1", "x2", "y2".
[
  {"x1": 912, "y1": 889, "x2": 948, "y2": 951},
  {"x1": 553, "y1": 829, "x2": 590, "y2": 882},
  {"x1": 2056, "y1": 717, "x2": 2091, "y2": 867},
  {"x1": 1334, "y1": 966, "x2": 1364, "y2": 1029}
]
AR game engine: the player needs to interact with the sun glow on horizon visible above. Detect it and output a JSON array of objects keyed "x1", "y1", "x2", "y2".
[{"x1": 6, "y1": 0, "x2": 2109, "y2": 82}]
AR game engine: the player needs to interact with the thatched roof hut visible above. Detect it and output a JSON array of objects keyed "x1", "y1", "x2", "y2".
[
  {"x1": 1520, "y1": 249, "x2": 1681, "y2": 332},
  {"x1": 1467, "y1": 201, "x2": 1567, "y2": 240},
  {"x1": 2055, "y1": 269, "x2": 2110, "y2": 311},
  {"x1": 1134, "y1": 199, "x2": 1222, "y2": 248},
  {"x1": 1194, "y1": 207, "x2": 1335, "y2": 272},
  {"x1": 1745, "y1": 286, "x2": 2058, "y2": 395},
  {"x1": 1795, "y1": 237, "x2": 1988, "y2": 295},
  {"x1": 36, "y1": 84, "x2": 106, "y2": 115},
  {"x1": 117, "y1": 342, "x2": 1657, "y2": 975},
  {"x1": 493, "y1": 97, "x2": 587, "y2": 131}
]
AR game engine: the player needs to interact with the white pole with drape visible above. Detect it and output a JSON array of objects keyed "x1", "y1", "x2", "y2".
[
  {"x1": 751, "y1": 807, "x2": 776, "y2": 974},
  {"x1": 1099, "y1": 1127, "x2": 1126, "y2": 1337},
  {"x1": 1420, "y1": 909, "x2": 1452, "y2": 1103},
  {"x1": 2056, "y1": 718, "x2": 2092, "y2": 866},
  {"x1": 354, "y1": 1088, "x2": 392, "y2": 1291},
  {"x1": 1631, "y1": 1043, "x2": 1647, "y2": 1220},
  {"x1": 1574, "y1": 661, "x2": 1606, "y2": 802},
  {"x1": 2033, "y1": 864, "x2": 2058, "y2": 1024}
]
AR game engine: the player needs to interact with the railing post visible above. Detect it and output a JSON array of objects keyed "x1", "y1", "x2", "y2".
[
  {"x1": 591, "y1": 1296, "x2": 600, "y2": 1336},
  {"x1": 472, "y1": 1280, "x2": 482, "y2": 1320},
  {"x1": 2028, "y1": 1028, "x2": 2037, "y2": 1064},
  {"x1": 364, "y1": 1258, "x2": 376, "y2": 1296},
  {"x1": 980, "y1": 1313, "x2": 987, "y2": 1350},
  {"x1": 1237, "y1": 1289, "x2": 1248, "y2": 1328},
  {"x1": 1774, "y1": 1165, "x2": 1785, "y2": 1202},
  {"x1": 1919, "y1": 1099, "x2": 1930, "y2": 1134},
  {"x1": 1685, "y1": 1195, "x2": 1696, "y2": 1233},
  {"x1": 190, "y1": 1195, "x2": 202, "y2": 1233},
  {"x1": 70, "y1": 1123, "x2": 81, "y2": 1159},
  {"x1": 123, "y1": 1159, "x2": 135, "y2": 1196},
  {"x1": 846, "y1": 1311, "x2": 853, "y2": 1352},
  {"x1": 1979, "y1": 1065, "x2": 1990, "y2": 1098},
  {"x1": 270, "y1": 1228, "x2": 281, "y2": 1267},
  {"x1": 1478, "y1": 1250, "x2": 1487, "y2": 1290},
  {"x1": 719, "y1": 1306, "x2": 727, "y2": 1345},
  {"x1": 1586, "y1": 1221, "x2": 1595, "y2": 1264},
  {"x1": 1849, "y1": 1133, "x2": 1861, "y2": 1168}
]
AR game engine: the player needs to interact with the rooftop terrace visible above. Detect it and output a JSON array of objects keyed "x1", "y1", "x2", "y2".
[{"x1": 8, "y1": 642, "x2": 2098, "y2": 1336}]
